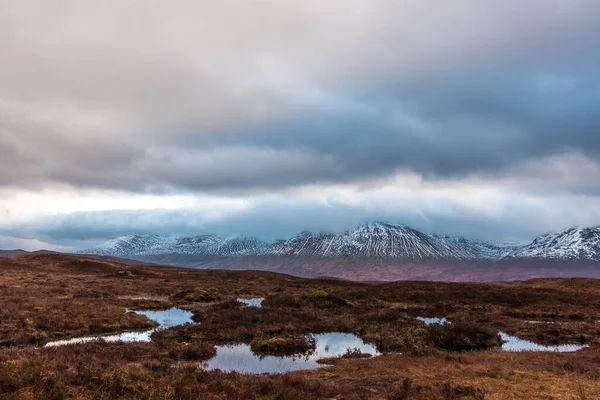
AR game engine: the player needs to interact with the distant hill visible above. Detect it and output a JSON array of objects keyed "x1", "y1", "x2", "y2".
[
  {"x1": 0, "y1": 249, "x2": 154, "y2": 266},
  {"x1": 0, "y1": 249, "x2": 59, "y2": 258}
]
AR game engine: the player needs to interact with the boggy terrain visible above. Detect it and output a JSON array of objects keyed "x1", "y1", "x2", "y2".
[{"x1": 1, "y1": 253, "x2": 599, "y2": 399}]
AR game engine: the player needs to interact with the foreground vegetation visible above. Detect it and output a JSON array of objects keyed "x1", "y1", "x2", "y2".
[{"x1": 1, "y1": 254, "x2": 599, "y2": 399}]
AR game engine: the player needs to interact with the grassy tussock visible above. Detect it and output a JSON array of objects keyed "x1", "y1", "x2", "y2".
[{"x1": 250, "y1": 336, "x2": 316, "y2": 357}]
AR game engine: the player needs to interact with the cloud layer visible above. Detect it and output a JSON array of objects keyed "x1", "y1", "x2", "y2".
[
  {"x1": 4, "y1": 173, "x2": 600, "y2": 248},
  {"x1": 3, "y1": 1, "x2": 600, "y2": 192},
  {"x1": 2, "y1": 1, "x2": 600, "y2": 247}
]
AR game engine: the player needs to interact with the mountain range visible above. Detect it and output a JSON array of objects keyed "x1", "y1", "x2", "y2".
[
  {"x1": 79, "y1": 222, "x2": 600, "y2": 268},
  {"x1": 84, "y1": 234, "x2": 267, "y2": 258},
  {"x1": 80, "y1": 222, "x2": 519, "y2": 261}
]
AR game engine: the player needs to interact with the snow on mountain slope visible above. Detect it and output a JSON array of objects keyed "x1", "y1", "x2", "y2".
[
  {"x1": 80, "y1": 234, "x2": 175, "y2": 256},
  {"x1": 433, "y1": 235, "x2": 517, "y2": 261},
  {"x1": 83, "y1": 223, "x2": 600, "y2": 263},
  {"x1": 260, "y1": 222, "x2": 514, "y2": 261},
  {"x1": 505, "y1": 227, "x2": 600, "y2": 261},
  {"x1": 79, "y1": 234, "x2": 267, "y2": 257}
]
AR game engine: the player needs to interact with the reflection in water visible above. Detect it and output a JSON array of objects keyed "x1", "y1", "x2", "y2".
[
  {"x1": 237, "y1": 298, "x2": 265, "y2": 308},
  {"x1": 44, "y1": 337, "x2": 101, "y2": 347},
  {"x1": 202, "y1": 333, "x2": 379, "y2": 374},
  {"x1": 44, "y1": 307, "x2": 194, "y2": 347},
  {"x1": 499, "y1": 332, "x2": 588, "y2": 353},
  {"x1": 417, "y1": 317, "x2": 448, "y2": 325},
  {"x1": 136, "y1": 308, "x2": 194, "y2": 327},
  {"x1": 416, "y1": 316, "x2": 588, "y2": 353}
]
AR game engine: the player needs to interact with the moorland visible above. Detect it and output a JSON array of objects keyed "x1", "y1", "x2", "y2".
[{"x1": 1, "y1": 253, "x2": 599, "y2": 399}]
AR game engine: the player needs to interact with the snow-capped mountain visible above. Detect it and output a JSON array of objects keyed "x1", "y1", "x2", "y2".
[
  {"x1": 79, "y1": 223, "x2": 600, "y2": 266},
  {"x1": 505, "y1": 227, "x2": 600, "y2": 261},
  {"x1": 432, "y1": 235, "x2": 517, "y2": 261},
  {"x1": 81, "y1": 234, "x2": 177, "y2": 256},
  {"x1": 260, "y1": 222, "x2": 515, "y2": 261},
  {"x1": 79, "y1": 234, "x2": 267, "y2": 257},
  {"x1": 74, "y1": 223, "x2": 600, "y2": 281}
]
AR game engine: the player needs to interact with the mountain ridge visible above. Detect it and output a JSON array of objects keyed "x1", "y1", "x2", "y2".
[
  {"x1": 78, "y1": 222, "x2": 600, "y2": 264},
  {"x1": 80, "y1": 221, "x2": 517, "y2": 262},
  {"x1": 504, "y1": 226, "x2": 600, "y2": 261},
  {"x1": 81, "y1": 234, "x2": 267, "y2": 258},
  {"x1": 258, "y1": 221, "x2": 515, "y2": 261}
]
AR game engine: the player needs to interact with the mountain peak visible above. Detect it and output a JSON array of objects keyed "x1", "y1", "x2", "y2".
[
  {"x1": 506, "y1": 226, "x2": 600, "y2": 261},
  {"x1": 78, "y1": 223, "x2": 600, "y2": 265},
  {"x1": 355, "y1": 221, "x2": 409, "y2": 230},
  {"x1": 261, "y1": 221, "x2": 514, "y2": 260}
]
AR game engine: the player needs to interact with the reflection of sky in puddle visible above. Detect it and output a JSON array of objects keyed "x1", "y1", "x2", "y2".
[
  {"x1": 133, "y1": 308, "x2": 194, "y2": 328},
  {"x1": 417, "y1": 316, "x2": 587, "y2": 353},
  {"x1": 237, "y1": 298, "x2": 264, "y2": 308},
  {"x1": 499, "y1": 332, "x2": 587, "y2": 352},
  {"x1": 44, "y1": 307, "x2": 194, "y2": 347},
  {"x1": 417, "y1": 317, "x2": 448, "y2": 325},
  {"x1": 202, "y1": 333, "x2": 379, "y2": 374}
]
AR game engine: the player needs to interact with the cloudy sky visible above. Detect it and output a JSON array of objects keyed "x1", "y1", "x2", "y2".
[{"x1": 2, "y1": 1, "x2": 600, "y2": 250}]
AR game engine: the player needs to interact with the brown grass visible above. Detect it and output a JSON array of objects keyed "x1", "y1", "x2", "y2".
[
  {"x1": 250, "y1": 336, "x2": 316, "y2": 357},
  {"x1": 1, "y1": 254, "x2": 600, "y2": 398}
]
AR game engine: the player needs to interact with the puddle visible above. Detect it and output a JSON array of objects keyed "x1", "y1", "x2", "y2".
[
  {"x1": 117, "y1": 295, "x2": 168, "y2": 301},
  {"x1": 237, "y1": 297, "x2": 264, "y2": 308},
  {"x1": 524, "y1": 320, "x2": 584, "y2": 326},
  {"x1": 44, "y1": 337, "x2": 102, "y2": 347},
  {"x1": 131, "y1": 308, "x2": 194, "y2": 328},
  {"x1": 499, "y1": 332, "x2": 588, "y2": 352},
  {"x1": 45, "y1": 307, "x2": 194, "y2": 347},
  {"x1": 417, "y1": 317, "x2": 448, "y2": 325},
  {"x1": 201, "y1": 333, "x2": 379, "y2": 374},
  {"x1": 416, "y1": 316, "x2": 587, "y2": 353}
]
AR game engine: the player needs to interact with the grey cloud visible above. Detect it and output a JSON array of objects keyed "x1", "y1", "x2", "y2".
[
  {"x1": 0, "y1": 105, "x2": 143, "y2": 189},
  {"x1": 181, "y1": 65, "x2": 600, "y2": 190},
  {"x1": 1, "y1": 1, "x2": 600, "y2": 194}
]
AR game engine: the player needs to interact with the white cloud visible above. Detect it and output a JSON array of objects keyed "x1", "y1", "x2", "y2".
[{"x1": 4, "y1": 160, "x2": 600, "y2": 247}]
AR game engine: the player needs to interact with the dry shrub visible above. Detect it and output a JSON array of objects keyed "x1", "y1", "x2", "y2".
[{"x1": 428, "y1": 323, "x2": 503, "y2": 352}]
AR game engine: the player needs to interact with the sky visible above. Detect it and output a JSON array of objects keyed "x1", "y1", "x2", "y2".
[{"x1": 2, "y1": 1, "x2": 600, "y2": 251}]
